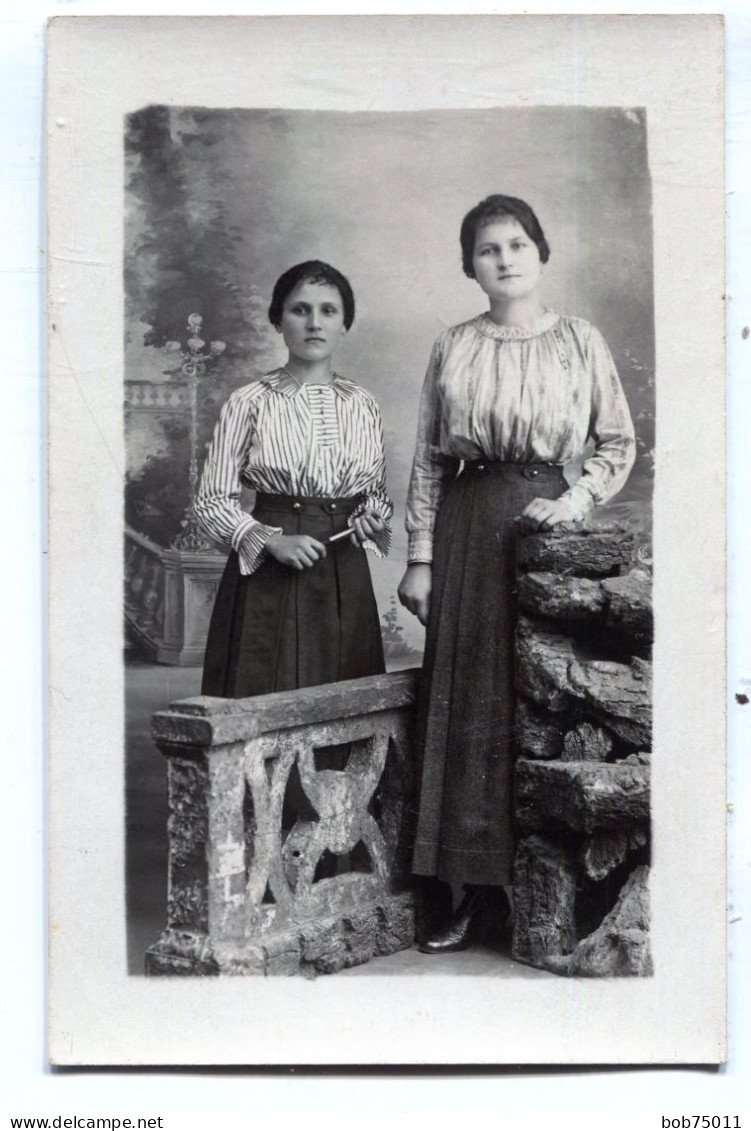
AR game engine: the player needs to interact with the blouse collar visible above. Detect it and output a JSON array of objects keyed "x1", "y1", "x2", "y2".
[
  {"x1": 261, "y1": 368, "x2": 356, "y2": 400},
  {"x1": 473, "y1": 309, "x2": 560, "y2": 341}
]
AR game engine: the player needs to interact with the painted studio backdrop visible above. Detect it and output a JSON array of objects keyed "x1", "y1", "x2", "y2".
[
  {"x1": 123, "y1": 106, "x2": 655, "y2": 972},
  {"x1": 124, "y1": 104, "x2": 654, "y2": 661}
]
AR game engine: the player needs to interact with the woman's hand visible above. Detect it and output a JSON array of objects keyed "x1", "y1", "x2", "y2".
[
  {"x1": 265, "y1": 533, "x2": 327, "y2": 570},
  {"x1": 350, "y1": 510, "x2": 385, "y2": 548},
  {"x1": 517, "y1": 496, "x2": 577, "y2": 533},
  {"x1": 398, "y1": 563, "x2": 432, "y2": 626}
]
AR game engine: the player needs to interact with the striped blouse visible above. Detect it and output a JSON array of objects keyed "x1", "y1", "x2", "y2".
[
  {"x1": 195, "y1": 368, "x2": 393, "y2": 575},
  {"x1": 406, "y1": 311, "x2": 636, "y2": 563}
]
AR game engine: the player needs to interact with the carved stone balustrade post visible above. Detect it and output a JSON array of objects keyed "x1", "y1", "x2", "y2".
[
  {"x1": 157, "y1": 547, "x2": 227, "y2": 666},
  {"x1": 145, "y1": 671, "x2": 419, "y2": 976}
]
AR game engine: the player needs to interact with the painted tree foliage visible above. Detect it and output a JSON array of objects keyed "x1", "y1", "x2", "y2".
[{"x1": 124, "y1": 106, "x2": 280, "y2": 544}]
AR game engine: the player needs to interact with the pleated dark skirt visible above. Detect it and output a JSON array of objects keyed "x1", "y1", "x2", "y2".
[
  {"x1": 411, "y1": 461, "x2": 567, "y2": 887},
  {"x1": 201, "y1": 494, "x2": 385, "y2": 698}
]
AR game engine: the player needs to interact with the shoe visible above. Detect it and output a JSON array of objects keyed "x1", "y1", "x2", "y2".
[
  {"x1": 418, "y1": 887, "x2": 484, "y2": 954},
  {"x1": 418, "y1": 885, "x2": 512, "y2": 954}
]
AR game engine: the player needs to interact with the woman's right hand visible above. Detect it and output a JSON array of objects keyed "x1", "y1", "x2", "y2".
[
  {"x1": 398, "y1": 563, "x2": 432, "y2": 626},
  {"x1": 265, "y1": 533, "x2": 327, "y2": 570}
]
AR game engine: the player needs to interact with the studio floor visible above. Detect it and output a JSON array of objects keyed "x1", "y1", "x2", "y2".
[{"x1": 125, "y1": 658, "x2": 548, "y2": 980}]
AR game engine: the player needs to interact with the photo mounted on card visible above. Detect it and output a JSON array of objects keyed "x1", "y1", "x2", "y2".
[{"x1": 47, "y1": 14, "x2": 726, "y2": 1065}]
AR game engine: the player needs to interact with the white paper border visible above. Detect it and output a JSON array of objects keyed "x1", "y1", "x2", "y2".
[{"x1": 43, "y1": 10, "x2": 730, "y2": 1071}]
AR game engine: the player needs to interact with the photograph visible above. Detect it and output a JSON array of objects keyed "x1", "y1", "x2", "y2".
[
  {"x1": 47, "y1": 14, "x2": 726, "y2": 1066},
  {"x1": 123, "y1": 103, "x2": 654, "y2": 982}
]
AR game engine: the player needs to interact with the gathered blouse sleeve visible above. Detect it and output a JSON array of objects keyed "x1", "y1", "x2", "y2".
[
  {"x1": 346, "y1": 394, "x2": 393, "y2": 559},
  {"x1": 194, "y1": 387, "x2": 282, "y2": 576},
  {"x1": 558, "y1": 325, "x2": 637, "y2": 520},
  {"x1": 405, "y1": 335, "x2": 461, "y2": 564}
]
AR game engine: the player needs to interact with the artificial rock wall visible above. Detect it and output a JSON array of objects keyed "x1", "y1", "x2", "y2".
[{"x1": 511, "y1": 522, "x2": 653, "y2": 977}]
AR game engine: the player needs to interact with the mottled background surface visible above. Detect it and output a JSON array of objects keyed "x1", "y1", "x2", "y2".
[{"x1": 125, "y1": 105, "x2": 654, "y2": 650}]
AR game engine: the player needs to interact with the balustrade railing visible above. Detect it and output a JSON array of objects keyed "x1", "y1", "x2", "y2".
[
  {"x1": 124, "y1": 527, "x2": 166, "y2": 657},
  {"x1": 145, "y1": 670, "x2": 419, "y2": 976},
  {"x1": 125, "y1": 526, "x2": 226, "y2": 665},
  {"x1": 125, "y1": 380, "x2": 190, "y2": 412}
]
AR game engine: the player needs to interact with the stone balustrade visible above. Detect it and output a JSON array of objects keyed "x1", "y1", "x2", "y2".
[
  {"x1": 144, "y1": 521, "x2": 651, "y2": 979},
  {"x1": 125, "y1": 526, "x2": 226, "y2": 665},
  {"x1": 511, "y1": 521, "x2": 653, "y2": 976},
  {"x1": 125, "y1": 379, "x2": 190, "y2": 412},
  {"x1": 145, "y1": 671, "x2": 418, "y2": 976},
  {"x1": 125, "y1": 528, "x2": 166, "y2": 651}
]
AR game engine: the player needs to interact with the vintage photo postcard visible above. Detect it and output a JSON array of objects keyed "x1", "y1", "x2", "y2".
[{"x1": 47, "y1": 14, "x2": 726, "y2": 1065}]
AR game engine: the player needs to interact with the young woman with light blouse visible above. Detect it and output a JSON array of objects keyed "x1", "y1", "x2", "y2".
[
  {"x1": 196, "y1": 260, "x2": 392, "y2": 698},
  {"x1": 398, "y1": 195, "x2": 636, "y2": 953}
]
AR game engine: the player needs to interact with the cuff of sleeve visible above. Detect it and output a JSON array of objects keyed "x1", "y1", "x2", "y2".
[
  {"x1": 349, "y1": 498, "x2": 392, "y2": 559},
  {"x1": 348, "y1": 499, "x2": 393, "y2": 560},
  {"x1": 407, "y1": 534, "x2": 434, "y2": 564},
  {"x1": 558, "y1": 482, "x2": 595, "y2": 523},
  {"x1": 232, "y1": 517, "x2": 283, "y2": 576}
]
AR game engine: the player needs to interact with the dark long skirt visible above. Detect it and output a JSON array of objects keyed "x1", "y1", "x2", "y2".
[
  {"x1": 411, "y1": 461, "x2": 567, "y2": 887},
  {"x1": 201, "y1": 494, "x2": 385, "y2": 698}
]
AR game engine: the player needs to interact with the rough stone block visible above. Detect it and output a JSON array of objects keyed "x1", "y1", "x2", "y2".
[
  {"x1": 261, "y1": 932, "x2": 303, "y2": 976},
  {"x1": 211, "y1": 941, "x2": 269, "y2": 976},
  {"x1": 517, "y1": 572, "x2": 606, "y2": 620},
  {"x1": 515, "y1": 698, "x2": 568, "y2": 760},
  {"x1": 561, "y1": 721, "x2": 613, "y2": 762},
  {"x1": 580, "y1": 827, "x2": 649, "y2": 881},
  {"x1": 375, "y1": 892, "x2": 415, "y2": 955},
  {"x1": 144, "y1": 953, "x2": 207, "y2": 977},
  {"x1": 602, "y1": 573, "x2": 654, "y2": 643},
  {"x1": 517, "y1": 523, "x2": 635, "y2": 578},
  {"x1": 567, "y1": 656, "x2": 652, "y2": 748},
  {"x1": 300, "y1": 911, "x2": 377, "y2": 975},
  {"x1": 512, "y1": 835, "x2": 577, "y2": 965},
  {"x1": 568, "y1": 865, "x2": 653, "y2": 976},
  {"x1": 515, "y1": 619, "x2": 576, "y2": 712},
  {"x1": 515, "y1": 759, "x2": 651, "y2": 833},
  {"x1": 621, "y1": 752, "x2": 651, "y2": 766},
  {"x1": 297, "y1": 919, "x2": 349, "y2": 972}
]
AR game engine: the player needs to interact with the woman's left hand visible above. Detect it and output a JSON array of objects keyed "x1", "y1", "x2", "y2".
[
  {"x1": 350, "y1": 510, "x2": 385, "y2": 547},
  {"x1": 517, "y1": 496, "x2": 577, "y2": 533}
]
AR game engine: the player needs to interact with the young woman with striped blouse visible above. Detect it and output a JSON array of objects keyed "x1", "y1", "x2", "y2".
[{"x1": 196, "y1": 260, "x2": 392, "y2": 698}]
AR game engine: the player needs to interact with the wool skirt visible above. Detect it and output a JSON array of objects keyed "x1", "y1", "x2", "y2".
[
  {"x1": 201, "y1": 494, "x2": 385, "y2": 698},
  {"x1": 411, "y1": 461, "x2": 567, "y2": 887}
]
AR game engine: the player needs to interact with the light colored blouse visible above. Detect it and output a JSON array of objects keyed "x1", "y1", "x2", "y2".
[
  {"x1": 196, "y1": 368, "x2": 392, "y2": 575},
  {"x1": 406, "y1": 311, "x2": 636, "y2": 563}
]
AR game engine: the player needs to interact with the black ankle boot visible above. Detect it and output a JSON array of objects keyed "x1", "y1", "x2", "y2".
[
  {"x1": 418, "y1": 886, "x2": 485, "y2": 954},
  {"x1": 418, "y1": 885, "x2": 512, "y2": 954}
]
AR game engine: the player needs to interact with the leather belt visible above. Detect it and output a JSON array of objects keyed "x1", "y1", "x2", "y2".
[
  {"x1": 461, "y1": 460, "x2": 563, "y2": 481},
  {"x1": 253, "y1": 493, "x2": 361, "y2": 515}
]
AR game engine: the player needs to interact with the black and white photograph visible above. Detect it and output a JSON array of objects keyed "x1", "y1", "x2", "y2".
[
  {"x1": 46, "y1": 14, "x2": 727, "y2": 1067},
  {"x1": 123, "y1": 104, "x2": 655, "y2": 981}
]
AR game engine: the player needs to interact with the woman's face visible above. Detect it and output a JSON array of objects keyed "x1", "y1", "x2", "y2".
[
  {"x1": 472, "y1": 218, "x2": 543, "y2": 303},
  {"x1": 278, "y1": 280, "x2": 347, "y2": 364}
]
